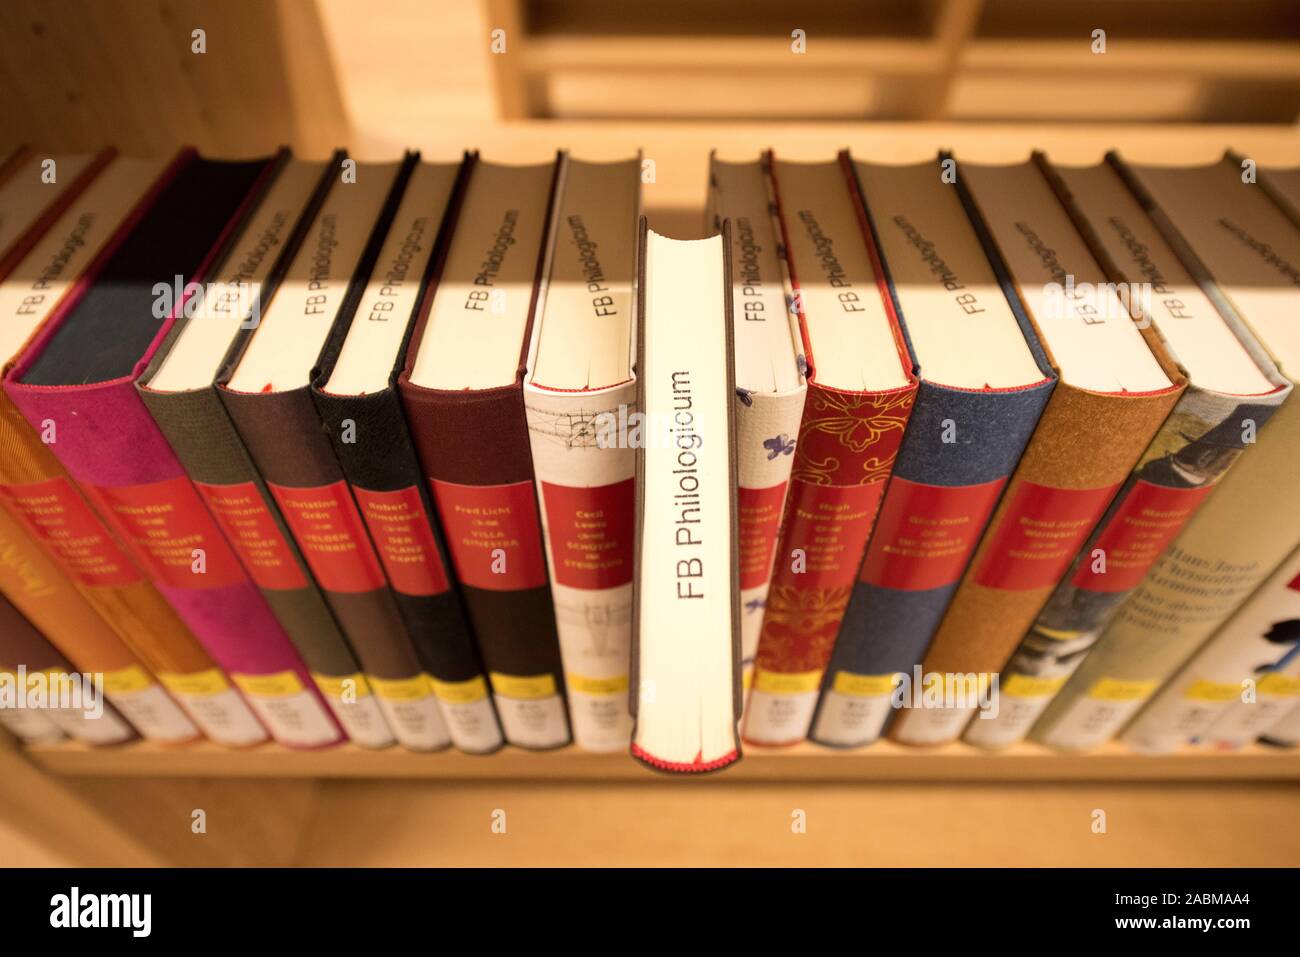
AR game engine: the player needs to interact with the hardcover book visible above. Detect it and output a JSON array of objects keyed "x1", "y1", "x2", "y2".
[
  {"x1": 223, "y1": 154, "x2": 455, "y2": 752},
  {"x1": 971, "y1": 153, "x2": 1287, "y2": 751},
  {"x1": 138, "y1": 154, "x2": 395, "y2": 749},
  {"x1": 706, "y1": 153, "x2": 807, "y2": 703},
  {"x1": 1126, "y1": 545, "x2": 1300, "y2": 752},
  {"x1": 4, "y1": 152, "x2": 341, "y2": 750},
  {"x1": 315, "y1": 154, "x2": 503, "y2": 755},
  {"x1": 630, "y1": 221, "x2": 741, "y2": 773},
  {"x1": 742, "y1": 151, "x2": 917, "y2": 746},
  {"x1": 523, "y1": 154, "x2": 640, "y2": 751},
  {"x1": 0, "y1": 151, "x2": 238, "y2": 744},
  {"x1": 0, "y1": 148, "x2": 101, "y2": 265},
  {"x1": 811, "y1": 153, "x2": 1056, "y2": 748},
  {"x1": 1030, "y1": 153, "x2": 1300, "y2": 749},
  {"x1": 1259, "y1": 701, "x2": 1300, "y2": 748},
  {"x1": 889, "y1": 156, "x2": 1183, "y2": 747},
  {"x1": 399, "y1": 156, "x2": 572, "y2": 750}
]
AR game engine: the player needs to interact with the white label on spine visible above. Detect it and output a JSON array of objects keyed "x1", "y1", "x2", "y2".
[
  {"x1": 1041, "y1": 696, "x2": 1144, "y2": 750},
  {"x1": 376, "y1": 695, "x2": 452, "y2": 752},
  {"x1": 742, "y1": 690, "x2": 819, "y2": 745},
  {"x1": 108, "y1": 685, "x2": 198, "y2": 743},
  {"x1": 1206, "y1": 696, "x2": 1296, "y2": 749},
  {"x1": 327, "y1": 695, "x2": 394, "y2": 749},
  {"x1": 494, "y1": 694, "x2": 569, "y2": 749},
  {"x1": 964, "y1": 694, "x2": 1050, "y2": 750},
  {"x1": 566, "y1": 691, "x2": 631, "y2": 753},
  {"x1": 810, "y1": 690, "x2": 892, "y2": 747},
  {"x1": 892, "y1": 704, "x2": 976, "y2": 746},
  {"x1": 176, "y1": 690, "x2": 268, "y2": 746},
  {"x1": 440, "y1": 697, "x2": 503, "y2": 754},
  {"x1": 244, "y1": 692, "x2": 339, "y2": 748},
  {"x1": 45, "y1": 705, "x2": 135, "y2": 745},
  {"x1": 0, "y1": 707, "x2": 65, "y2": 744}
]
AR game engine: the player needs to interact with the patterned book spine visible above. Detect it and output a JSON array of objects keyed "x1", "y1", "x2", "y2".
[{"x1": 1124, "y1": 546, "x2": 1300, "y2": 752}]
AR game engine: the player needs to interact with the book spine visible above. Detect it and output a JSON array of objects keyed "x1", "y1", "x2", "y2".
[
  {"x1": 1123, "y1": 545, "x2": 1300, "y2": 752},
  {"x1": 400, "y1": 381, "x2": 571, "y2": 750},
  {"x1": 222, "y1": 386, "x2": 452, "y2": 752},
  {"x1": 525, "y1": 382, "x2": 636, "y2": 752},
  {"x1": 742, "y1": 380, "x2": 916, "y2": 745},
  {"x1": 734, "y1": 388, "x2": 806, "y2": 698},
  {"x1": 314, "y1": 385, "x2": 503, "y2": 754},
  {"x1": 980, "y1": 388, "x2": 1283, "y2": 751},
  {"x1": 140, "y1": 385, "x2": 396, "y2": 749},
  {"x1": 0, "y1": 592, "x2": 137, "y2": 746},
  {"x1": 1260, "y1": 701, "x2": 1300, "y2": 748},
  {"x1": 0, "y1": 497, "x2": 198, "y2": 743},
  {"x1": 888, "y1": 382, "x2": 1182, "y2": 747},
  {"x1": 812, "y1": 378, "x2": 1051, "y2": 747}
]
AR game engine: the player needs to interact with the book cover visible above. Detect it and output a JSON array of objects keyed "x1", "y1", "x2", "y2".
[
  {"x1": 1029, "y1": 153, "x2": 1300, "y2": 750},
  {"x1": 889, "y1": 156, "x2": 1184, "y2": 747},
  {"x1": 5, "y1": 153, "x2": 342, "y2": 750},
  {"x1": 138, "y1": 154, "x2": 395, "y2": 749},
  {"x1": 314, "y1": 154, "x2": 503, "y2": 755},
  {"x1": 1127, "y1": 545, "x2": 1300, "y2": 752},
  {"x1": 523, "y1": 154, "x2": 640, "y2": 752},
  {"x1": 223, "y1": 154, "x2": 457, "y2": 752},
  {"x1": 0, "y1": 151, "x2": 235, "y2": 744},
  {"x1": 399, "y1": 155, "x2": 572, "y2": 750},
  {"x1": 706, "y1": 153, "x2": 807, "y2": 704},
  {"x1": 742, "y1": 150, "x2": 918, "y2": 746},
  {"x1": 811, "y1": 153, "x2": 1056, "y2": 748}
]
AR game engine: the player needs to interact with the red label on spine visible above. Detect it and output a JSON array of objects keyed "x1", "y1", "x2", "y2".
[
  {"x1": 775, "y1": 479, "x2": 887, "y2": 590},
  {"x1": 194, "y1": 481, "x2": 307, "y2": 591},
  {"x1": 88, "y1": 476, "x2": 246, "y2": 590},
  {"x1": 859, "y1": 476, "x2": 1006, "y2": 591},
  {"x1": 738, "y1": 482, "x2": 788, "y2": 591},
  {"x1": 431, "y1": 479, "x2": 547, "y2": 591},
  {"x1": 1071, "y1": 479, "x2": 1213, "y2": 593},
  {"x1": 268, "y1": 481, "x2": 386, "y2": 595},
  {"x1": 0, "y1": 477, "x2": 141, "y2": 588},
  {"x1": 353, "y1": 485, "x2": 450, "y2": 597},
  {"x1": 540, "y1": 478, "x2": 634, "y2": 590},
  {"x1": 974, "y1": 480, "x2": 1122, "y2": 591}
]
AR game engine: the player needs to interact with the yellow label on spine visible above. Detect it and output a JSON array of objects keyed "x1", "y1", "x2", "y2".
[
  {"x1": 1003, "y1": 673, "x2": 1067, "y2": 699},
  {"x1": 312, "y1": 672, "x2": 372, "y2": 699},
  {"x1": 1257, "y1": 672, "x2": 1300, "y2": 697},
  {"x1": 232, "y1": 671, "x2": 304, "y2": 698},
  {"x1": 742, "y1": 665, "x2": 754, "y2": 694},
  {"x1": 159, "y1": 668, "x2": 231, "y2": 697},
  {"x1": 430, "y1": 674, "x2": 489, "y2": 704},
  {"x1": 566, "y1": 673, "x2": 628, "y2": 696},
  {"x1": 1087, "y1": 677, "x2": 1158, "y2": 702},
  {"x1": 753, "y1": 668, "x2": 822, "y2": 694},
  {"x1": 489, "y1": 671, "x2": 557, "y2": 700},
  {"x1": 101, "y1": 665, "x2": 156, "y2": 695},
  {"x1": 831, "y1": 671, "x2": 895, "y2": 697},
  {"x1": 1183, "y1": 678, "x2": 1242, "y2": 703},
  {"x1": 369, "y1": 674, "x2": 433, "y2": 701}
]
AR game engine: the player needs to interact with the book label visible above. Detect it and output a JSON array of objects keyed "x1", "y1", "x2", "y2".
[
  {"x1": 744, "y1": 669, "x2": 823, "y2": 745},
  {"x1": 891, "y1": 703, "x2": 976, "y2": 745},
  {"x1": 269, "y1": 481, "x2": 387, "y2": 594},
  {"x1": 540, "y1": 478, "x2": 635, "y2": 590},
  {"x1": 0, "y1": 477, "x2": 141, "y2": 588},
  {"x1": 194, "y1": 481, "x2": 307, "y2": 591},
  {"x1": 231, "y1": 671, "x2": 341, "y2": 748},
  {"x1": 157, "y1": 669, "x2": 268, "y2": 746},
  {"x1": 974, "y1": 481, "x2": 1122, "y2": 590},
  {"x1": 44, "y1": 701, "x2": 135, "y2": 745},
  {"x1": 368, "y1": 673, "x2": 452, "y2": 751},
  {"x1": 432, "y1": 479, "x2": 548, "y2": 591},
  {"x1": 1042, "y1": 677, "x2": 1160, "y2": 750},
  {"x1": 565, "y1": 672, "x2": 632, "y2": 752},
  {"x1": 778, "y1": 479, "x2": 887, "y2": 589},
  {"x1": 963, "y1": 674, "x2": 1067, "y2": 750},
  {"x1": 488, "y1": 670, "x2": 569, "y2": 748},
  {"x1": 353, "y1": 485, "x2": 451, "y2": 597},
  {"x1": 429, "y1": 675, "x2": 503, "y2": 753},
  {"x1": 88, "y1": 477, "x2": 246, "y2": 590},
  {"x1": 1070, "y1": 481, "x2": 1214, "y2": 593},
  {"x1": 859, "y1": 477, "x2": 1006, "y2": 591},
  {"x1": 101, "y1": 665, "x2": 198, "y2": 743},
  {"x1": 1205, "y1": 694, "x2": 1298, "y2": 748},
  {"x1": 738, "y1": 482, "x2": 788, "y2": 590},
  {"x1": 0, "y1": 706, "x2": 64, "y2": 744},
  {"x1": 811, "y1": 671, "x2": 897, "y2": 747},
  {"x1": 311, "y1": 672, "x2": 395, "y2": 749}
]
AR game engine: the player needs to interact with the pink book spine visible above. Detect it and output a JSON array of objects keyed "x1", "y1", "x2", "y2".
[{"x1": 3, "y1": 155, "x2": 342, "y2": 750}]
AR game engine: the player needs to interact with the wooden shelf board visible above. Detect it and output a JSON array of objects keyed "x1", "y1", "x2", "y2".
[{"x1": 25, "y1": 739, "x2": 1300, "y2": 782}]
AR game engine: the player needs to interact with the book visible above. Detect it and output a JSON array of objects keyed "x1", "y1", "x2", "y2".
[
  {"x1": 0, "y1": 590, "x2": 136, "y2": 746},
  {"x1": 630, "y1": 221, "x2": 741, "y2": 772},
  {"x1": 889, "y1": 156, "x2": 1183, "y2": 747},
  {"x1": 399, "y1": 155, "x2": 572, "y2": 750},
  {"x1": 223, "y1": 154, "x2": 456, "y2": 752},
  {"x1": 138, "y1": 154, "x2": 396, "y2": 749},
  {"x1": 0, "y1": 148, "x2": 102, "y2": 265},
  {"x1": 4, "y1": 152, "x2": 339, "y2": 750},
  {"x1": 1030, "y1": 153, "x2": 1300, "y2": 750},
  {"x1": 811, "y1": 153, "x2": 1056, "y2": 748},
  {"x1": 706, "y1": 153, "x2": 806, "y2": 704},
  {"x1": 0, "y1": 151, "x2": 239, "y2": 744},
  {"x1": 523, "y1": 154, "x2": 640, "y2": 752},
  {"x1": 1125, "y1": 545, "x2": 1300, "y2": 752},
  {"x1": 742, "y1": 151, "x2": 918, "y2": 746},
  {"x1": 966, "y1": 153, "x2": 1288, "y2": 750},
  {"x1": 1259, "y1": 700, "x2": 1300, "y2": 748},
  {"x1": 315, "y1": 155, "x2": 504, "y2": 755}
]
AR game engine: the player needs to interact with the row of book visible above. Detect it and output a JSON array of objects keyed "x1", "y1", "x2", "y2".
[{"x1": 0, "y1": 144, "x2": 1295, "y2": 773}]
